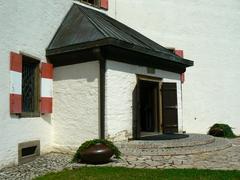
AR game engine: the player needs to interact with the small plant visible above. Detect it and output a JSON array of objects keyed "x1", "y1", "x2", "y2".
[
  {"x1": 208, "y1": 123, "x2": 236, "y2": 138},
  {"x1": 72, "y1": 139, "x2": 121, "y2": 163}
]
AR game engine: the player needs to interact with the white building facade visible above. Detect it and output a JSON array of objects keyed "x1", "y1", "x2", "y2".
[{"x1": 0, "y1": 0, "x2": 239, "y2": 168}]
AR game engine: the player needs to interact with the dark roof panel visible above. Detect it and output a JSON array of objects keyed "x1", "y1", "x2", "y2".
[
  {"x1": 48, "y1": 4, "x2": 170, "y2": 53},
  {"x1": 82, "y1": 6, "x2": 169, "y2": 52},
  {"x1": 47, "y1": 4, "x2": 193, "y2": 68},
  {"x1": 48, "y1": 5, "x2": 105, "y2": 50}
]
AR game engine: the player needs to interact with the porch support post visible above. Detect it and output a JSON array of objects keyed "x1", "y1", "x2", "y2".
[
  {"x1": 92, "y1": 47, "x2": 106, "y2": 139},
  {"x1": 99, "y1": 53, "x2": 106, "y2": 139}
]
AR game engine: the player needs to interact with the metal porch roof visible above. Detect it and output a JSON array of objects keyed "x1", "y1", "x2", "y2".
[{"x1": 46, "y1": 4, "x2": 193, "y2": 70}]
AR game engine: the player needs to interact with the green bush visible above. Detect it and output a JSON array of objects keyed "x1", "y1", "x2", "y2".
[
  {"x1": 208, "y1": 124, "x2": 236, "y2": 138},
  {"x1": 72, "y1": 139, "x2": 121, "y2": 163}
]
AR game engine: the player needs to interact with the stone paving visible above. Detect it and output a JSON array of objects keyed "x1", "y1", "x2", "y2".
[
  {"x1": 0, "y1": 137, "x2": 239, "y2": 180},
  {"x1": 115, "y1": 135, "x2": 232, "y2": 156}
]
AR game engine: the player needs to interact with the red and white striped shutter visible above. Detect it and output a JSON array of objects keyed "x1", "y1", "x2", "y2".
[
  {"x1": 100, "y1": 0, "x2": 108, "y2": 10},
  {"x1": 174, "y1": 50, "x2": 185, "y2": 83},
  {"x1": 10, "y1": 52, "x2": 22, "y2": 113},
  {"x1": 40, "y1": 62, "x2": 53, "y2": 113}
]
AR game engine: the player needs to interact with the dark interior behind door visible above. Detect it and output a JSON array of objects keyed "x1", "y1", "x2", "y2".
[{"x1": 139, "y1": 80, "x2": 158, "y2": 132}]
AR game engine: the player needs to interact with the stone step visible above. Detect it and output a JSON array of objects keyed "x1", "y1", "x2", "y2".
[
  {"x1": 116, "y1": 137, "x2": 232, "y2": 156},
  {"x1": 115, "y1": 134, "x2": 215, "y2": 149}
]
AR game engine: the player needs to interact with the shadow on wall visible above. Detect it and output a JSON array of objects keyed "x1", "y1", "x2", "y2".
[
  {"x1": 53, "y1": 62, "x2": 98, "y2": 82},
  {"x1": 42, "y1": 114, "x2": 52, "y2": 125},
  {"x1": 106, "y1": 61, "x2": 180, "y2": 80},
  {"x1": 9, "y1": 114, "x2": 52, "y2": 125},
  {"x1": 132, "y1": 85, "x2": 138, "y2": 140}
]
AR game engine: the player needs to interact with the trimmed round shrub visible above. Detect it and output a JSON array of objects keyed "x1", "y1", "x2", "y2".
[
  {"x1": 208, "y1": 124, "x2": 236, "y2": 138},
  {"x1": 208, "y1": 127, "x2": 224, "y2": 137},
  {"x1": 72, "y1": 139, "x2": 121, "y2": 163}
]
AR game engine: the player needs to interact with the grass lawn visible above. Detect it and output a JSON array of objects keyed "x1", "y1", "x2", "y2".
[{"x1": 35, "y1": 167, "x2": 240, "y2": 180}]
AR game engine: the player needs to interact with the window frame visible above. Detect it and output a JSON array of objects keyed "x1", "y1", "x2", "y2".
[{"x1": 20, "y1": 55, "x2": 40, "y2": 118}]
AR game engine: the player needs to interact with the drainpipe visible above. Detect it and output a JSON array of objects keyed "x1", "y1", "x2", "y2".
[
  {"x1": 100, "y1": 58, "x2": 106, "y2": 139},
  {"x1": 93, "y1": 48, "x2": 106, "y2": 139},
  {"x1": 181, "y1": 82, "x2": 184, "y2": 133}
]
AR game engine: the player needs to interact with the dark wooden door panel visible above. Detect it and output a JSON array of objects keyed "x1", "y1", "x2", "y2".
[
  {"x1": 162, "y1": 82, "x2": 178, "y2": 133},
  {"x1": 132, "y1": 80, "x2": 141, "y2": 139}
]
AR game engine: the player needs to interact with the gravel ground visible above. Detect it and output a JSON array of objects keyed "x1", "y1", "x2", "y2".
[
  {"x1": 0, "y1": 153, "x2": 72, "y2": 180},
  {"x1": 0, "y1": 138, "x2": 239, "y2": 180}
]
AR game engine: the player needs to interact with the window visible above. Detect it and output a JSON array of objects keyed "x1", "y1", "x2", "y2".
[
  {"x1": 79, "y1": 0, "x2": 108, "y2": 10},
  {"x1": 18, "y1": 140, "x2": 40, "y2": 164},
  {"x1": 10, "y1": 51, "x2": 53, "y2": 115},
  {"x1": 80, "y1": 0, "x2": 100, "y2": 7},
  {"x1": 21, "y1": 55, "x2": 40, "y2": 116}
]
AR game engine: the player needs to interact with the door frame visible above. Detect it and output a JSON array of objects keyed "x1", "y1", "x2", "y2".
[{"x1": 134, "y1": 75, "x2": 163, "y2": 139}]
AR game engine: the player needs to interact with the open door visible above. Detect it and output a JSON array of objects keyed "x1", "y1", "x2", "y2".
[
  {"x1": 162, "y1": 83, "x2": 178, "y2": 133},
  {"x1": 133, "y1": 78, "x2": 179, "y2": 139},
  {"x1": 132, "y1": 80, "x2": 141, "y2": 139},
  {"x1": 133, "y1": 76, "x2": 161, "y2": 139}
]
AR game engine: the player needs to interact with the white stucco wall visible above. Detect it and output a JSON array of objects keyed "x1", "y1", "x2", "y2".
[
  {"x1": 53, "y1": 61, "x2": 100, "y2": 152},
  {"x1": 0, "y1": 0, "x2": 73, "y2": 168},
  {"x1": 107, "y1": 0, "x2": 240, "y2": 135},
  {"x1": 1, "y1": 0, "x2": 240, "y2": 169},
  {"x1": 105, "y1": 60, "x2": 182, "y2": 140}
]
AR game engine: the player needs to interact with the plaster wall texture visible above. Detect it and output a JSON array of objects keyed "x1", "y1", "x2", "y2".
[
  {"x1": 107, "y1": 0, "x2": 240, "y2": 135},
  {"x1": 105, "y1": 60, "x2": 182, "y2": 141},
  {"x1": 1, "y1": 0, "x2": 239, "y2": 169},
  {"x1": 0, "y1": 0, "x2": 73, "y2": 168},
  {"x1": 53, "y1": 61, "x2": 100, "y2": 152}
]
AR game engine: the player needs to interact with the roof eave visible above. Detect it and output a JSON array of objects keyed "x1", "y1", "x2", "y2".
[{"x1": 46, "y1": 38, "x2": 193, "y2": 68}]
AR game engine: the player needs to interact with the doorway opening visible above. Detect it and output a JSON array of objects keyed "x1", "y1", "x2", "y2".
[
  {"x1": 139, "y1": 80, "x2": 160, "y2": 137},
  {"x1": 133, "y1": 75, "x2": 179, "y2": 140}
]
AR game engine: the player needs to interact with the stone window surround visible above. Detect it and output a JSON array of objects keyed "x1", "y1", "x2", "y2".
[{"x1": 18, "y1": 140, "x2": 40, "y2": 164}]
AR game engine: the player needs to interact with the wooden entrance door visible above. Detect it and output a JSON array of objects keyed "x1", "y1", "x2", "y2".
[{"x1": 162, "y1": 83, "x2": 178, "y2": 133}]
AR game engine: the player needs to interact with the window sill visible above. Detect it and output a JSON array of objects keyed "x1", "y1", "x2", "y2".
[{"x1": 19, "y1": 112, "x2": 40, "y2": 118}]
